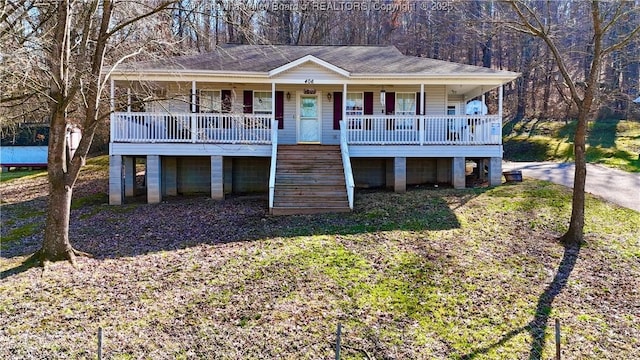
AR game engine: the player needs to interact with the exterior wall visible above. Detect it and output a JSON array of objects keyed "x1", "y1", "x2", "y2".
[
  {"x1": 230, "y1": 157, "x2": 270, "y2": 193},
  {"x1": 351, "y1": 157, "x2": 453, "y2": 189},
  {"x1": 177, "y1": 156, "x2": 211, "y2": 194},
  {"x1": 424, "y1": 85, "x2": 447, "y2": 115},
  {"x1": 406, "y1": 158, "x2": 437, "y2": 184},
  {"x1": 352, "y1": 158, "x2": 387, "y2": 188}
]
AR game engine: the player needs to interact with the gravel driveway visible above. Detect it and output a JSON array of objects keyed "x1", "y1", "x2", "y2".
[{"x1": 502, "y1": 161, "x2": 640, "y2": 212}]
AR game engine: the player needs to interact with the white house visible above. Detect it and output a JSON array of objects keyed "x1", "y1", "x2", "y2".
[{"x1": 107, "y1": 45, "x2": 519, "y2": 214}]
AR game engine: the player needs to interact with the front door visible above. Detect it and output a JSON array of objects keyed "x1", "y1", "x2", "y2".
[{"x1": 298, "y1": 95, "x2": 321, "y2": 143}]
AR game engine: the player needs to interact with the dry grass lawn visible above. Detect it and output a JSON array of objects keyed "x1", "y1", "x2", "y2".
[{"x1": 1, "y1": 156, "x2": 639, "y2": 359}]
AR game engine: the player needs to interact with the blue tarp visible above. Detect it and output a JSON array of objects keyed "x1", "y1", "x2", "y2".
[{"x1": 0, "y1": 146, "x2": 48, "y2": 166}]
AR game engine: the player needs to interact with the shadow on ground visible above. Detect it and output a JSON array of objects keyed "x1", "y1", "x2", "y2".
[
  {"x1": 1, "y1": 185, "x2": 486, "y2": 278},
  {"x1": 461, "y1": 242, "x2": 581, "y2": 360}
]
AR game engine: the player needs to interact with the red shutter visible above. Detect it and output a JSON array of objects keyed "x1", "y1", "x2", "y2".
[
  {"x1": 243, "y1": 90, "x2": 253, "y2": 114},
  {"x1": 363, "y1": 92, "x2": 374, "y2": 115},
  {"x1": 364, "y1": 92, "x2": 374, "y2": 130},
  {"x1": 333, "y1": 92, "x2": 343, "y2": 130},
  {"x1": 275, "y1": 91, "x2": 284, "y2": 129},
  {"x1": 385, "y1": 92, "x2": 395, "y2": 114},
  {"x1": 385, "y1": 92, "x2": 395, "y2": 130}
]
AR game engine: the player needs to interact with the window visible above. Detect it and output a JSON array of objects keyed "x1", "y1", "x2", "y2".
[
  {"x1": 253, "y1": 91, "x2": 272, "y2": 115},
  {"x1": 346, "y1": 92, "x2": 363, "y2": 116},
  {"x1": 200, "y1": 90, "x2": 221, "y2": 113},
  {"x1": 395, "y1": 93, "x2": 416, "y2": 115},
  {"x1": 345, "y1": 92, "x2": 363, "y2": 129},
  {"x1": 395, "y1": 92, "x2": 416, "y2": 130},
  {"x1": 447, "y1": 103, "x2": 458, "y2": 115}
]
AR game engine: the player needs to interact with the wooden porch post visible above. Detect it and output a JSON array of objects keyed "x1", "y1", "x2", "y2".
[
  {"x1": 110, "y1": 78, "x2": 115, "y2": 112},
  {"x1": 498, "y1": 85, "x2": 503, "y2": 118},
  {"x1": 420, "y1": 84, "x2": 424, "y2": 115},
  {"x1": 342, "y1": 83, "x2": 347, "y2": 125},
  {"x1": 271, "y1": 82, "x2": 276, "y2": 130},
  {"x1": 110, "y1": 78, "x2": 115, "y2": 141},
  {"x1": 127, "y1": 88, "x2": 131, "y2": 113},
  {"x1": 191, "y1": 80, "x2": 197, "y2": 143},
  {"x1": 420, "y1": 84, "x2": 425, "y2": 145}
]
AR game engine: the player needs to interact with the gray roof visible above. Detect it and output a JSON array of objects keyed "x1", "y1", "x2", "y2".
[{"x1": 122, "y1": 44, "x2": 517, "y2": 76}]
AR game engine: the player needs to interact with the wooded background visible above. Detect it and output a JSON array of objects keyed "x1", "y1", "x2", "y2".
[{"x1": 2, "y1": 0, "x2": 639, "y2": 151}]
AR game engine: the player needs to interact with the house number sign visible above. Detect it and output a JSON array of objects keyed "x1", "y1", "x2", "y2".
[
  {"x1": 303, "y1": 89, "x2": 316, "y2": 94},
  {"x1": 304, "y1": 79, "x2": 314, "y2": 84}
]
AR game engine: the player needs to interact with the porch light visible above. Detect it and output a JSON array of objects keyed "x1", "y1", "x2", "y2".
[
  {"x1": 286, "y1": 92, "x2": 291, "y2": 101},
  {"x1": 327, "y1": 92, "x2": 332, "y2": 102},
  {"x1": 380, "y1": 89, "x2": 386, "y2": 106}
]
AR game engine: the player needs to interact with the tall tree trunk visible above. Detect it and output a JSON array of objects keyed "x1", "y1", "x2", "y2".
[
  {"x1": 38, "y1": 104, "x2": 78, "y2": 263},
  {"x1": 561, "y1": 107, "x2": 588, "y2": 243},
  {"x1": 41, "y1": 176, "x2": 75, "y2": 261}
]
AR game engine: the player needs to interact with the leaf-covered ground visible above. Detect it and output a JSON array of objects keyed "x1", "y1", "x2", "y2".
[{"x1": 1, "y1": 156, "x2": 639, "y2": 359}]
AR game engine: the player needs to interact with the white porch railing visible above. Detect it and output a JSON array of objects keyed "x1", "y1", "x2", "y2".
[
  {"x1": 339, "y1": 120, "x2": 355, "y2": 210},
  {"x1": 268, "y1": 120, "x2": 278, "y2": 210},
  {"x1": 345, "y1": 115, "x2": 502, "y2": 145},
  {"x1": 111, "y1": 112, "x2": 273, "y2": 144}
]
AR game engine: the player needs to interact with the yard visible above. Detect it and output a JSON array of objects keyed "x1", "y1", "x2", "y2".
[
  {"x1": 1, "y1": 156, "x2": 639, "y2": 359},
  {"x1": 503, "y1": 118, "x2": 640, "y2": 172}
]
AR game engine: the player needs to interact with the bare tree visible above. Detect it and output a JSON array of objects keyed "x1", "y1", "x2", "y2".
[
  {"x1": 505, "y1": 0, "x2": 640, "y2": 244},
  {"x1": 1, "y1": 0, "x2": 174, "y2": 266}
]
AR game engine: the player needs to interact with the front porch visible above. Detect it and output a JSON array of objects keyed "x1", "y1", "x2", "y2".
[
  {"x1": 108, "y1": 113, "x2": 505, "y2": 210},
  {"x1": 110, "y1": 112, "x2": 502, "y2": 146}
]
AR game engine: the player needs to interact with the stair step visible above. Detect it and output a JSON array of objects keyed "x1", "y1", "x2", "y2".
[
  {"x1": 270, "y1": 206, "x2": 351, "y2": 216},
  {"x1": 274, "y1": 199, "x2": 349, "y2": 207},
  {"x1": 272, "y1": 144, "x2": 349, "y2": 215}
]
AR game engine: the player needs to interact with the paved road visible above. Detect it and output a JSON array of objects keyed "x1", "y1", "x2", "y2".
[{"x1": 502, "y1": 161, "x2": 640, "y2": 212}]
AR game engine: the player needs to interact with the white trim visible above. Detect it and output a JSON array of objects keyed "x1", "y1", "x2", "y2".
[
  {"x1": 349, "y1": 145, "x2": 503, "y2": 158},
  {"x1": 420, "y1": 84, "x2": 424, "y2": 115},
  {"x1": 498, "y1": 86, "x2": 503, "y2": 118},
  {"x1": 126, "y1": 88, "x2": 131, "y2": 112},
  {"x1": 191, "y1": 81, "x2": 196, "y2": 113},
  {"x1": 268, "y1": 55, "x2": 350, "y2": 78},
  {"x1": 271, "y1": 82, "x2": 276, "y2": 120},
  {"x1": 296, "y1": 92, "x2": 323, "y2": 143},
  {"x1": 109, "y1": 72, "x2": 517, "y2": 86},
  {"x1": 110, "y1": 78, "x2": 115, "y2": 112},
  {"x1": 110, "y1": 143, "x2": 271, "y2": 156},
  {"x1": 343, "y1": 84, "x2": 347, "y2": 130}
]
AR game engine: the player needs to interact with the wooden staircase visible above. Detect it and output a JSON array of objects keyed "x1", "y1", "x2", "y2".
[{"x1": 271, "y1": 145, "x2": 351, "y2": 215}]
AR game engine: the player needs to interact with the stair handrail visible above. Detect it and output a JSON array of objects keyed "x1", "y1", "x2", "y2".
[
  {"x1": 268, "y1": 119, "x2": 278, "y2": 210},
  {"x1": 339, "y1": 120, "x2": 355, "y2": 210}
]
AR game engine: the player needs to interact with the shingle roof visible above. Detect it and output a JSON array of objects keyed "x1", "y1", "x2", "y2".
[{"x1": 121, "y1": 44, "x2": 517, "y2": 76}]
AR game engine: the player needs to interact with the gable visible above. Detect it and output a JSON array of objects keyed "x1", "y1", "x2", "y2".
[{"x1": 269, "y1": 61, "x2": 348, "y2": 84}]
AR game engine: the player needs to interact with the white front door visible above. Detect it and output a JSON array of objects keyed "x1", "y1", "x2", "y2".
[{"x1": 298, "y1": 94, "x2": 321, "y2": 143}]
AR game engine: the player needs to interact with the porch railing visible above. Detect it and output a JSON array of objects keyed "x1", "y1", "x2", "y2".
[
  {"x1": 111, "y1": 112, "x2": 273, "y2": 144},
  {"x1": 268, "y1": 120, "x2": 278, "y2": 210},
  {"x1": 345, "y1": 115, "x2": 502, "y2": 145},
  {"x1": 339, "y1": 120, "x2": 355, "y2": 210}
]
